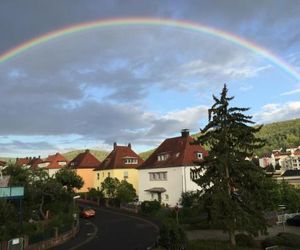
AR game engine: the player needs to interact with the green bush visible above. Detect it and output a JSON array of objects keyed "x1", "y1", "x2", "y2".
[
  {"x1": 235, "y1": 234, "x2": 257, "y2": 248},
  {"x1": 262, "y1": 232, "x2": 300, "y2": 248},
  {"x1": 158, "y1": 219, "x2": 187, "y2": 250},
  {"x1": 140, "y1": 200, "x2": 161, "y2": 214}
]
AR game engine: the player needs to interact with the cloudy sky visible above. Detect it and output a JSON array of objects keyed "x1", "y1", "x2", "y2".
[{"x1": 1, "y1": 0, "x2": 300, "y2": 157}]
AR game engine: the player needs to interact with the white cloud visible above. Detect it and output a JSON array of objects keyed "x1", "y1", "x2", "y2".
[
  {"x1": 281, "y1": 85, "x2": 300, "y2": 96},
  {"x1": 254, "y1": 102, "x2": 300, "y2": 123}
]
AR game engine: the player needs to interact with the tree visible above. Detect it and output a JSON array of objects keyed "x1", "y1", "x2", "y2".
[
  {"x1": 116, "y1": 180, "x2": 137, "y2": 204},
  {"x1": 101, "y1": 177, "x2": 120, "y2": 199},
  {"x1": 55, "y1": 167, "x2": 84, "y2": 192},
  {"x1": 192, "y1": 84, "x2": 274, "y2": 245}
]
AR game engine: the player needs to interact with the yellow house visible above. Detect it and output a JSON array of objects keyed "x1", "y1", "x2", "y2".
[
  {"x1": 94, "y1": 143, "x2": 143, "y2": 193},
  {"x1": 69, "y1": 149, "x2": 101, "y2": 192}
]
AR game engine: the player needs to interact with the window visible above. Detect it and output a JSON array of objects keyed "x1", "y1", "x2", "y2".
[
  {"x1": 149, "y1": 172, "x2": 167, "y2": 181},
  {"x1": 124, "y1": 171, "x2": 128, "y2": 179},
  {"x1": 108, "y1": 172, "x2": 110, "y2": 177},
  {"x1": 97, "y1": 173, "x2": 100, "y2": 180},
  {"x1": 157, "y1": 154, "x2": 168, "y2": 161},
  {"x1": 196, "y1": 152, "x2": 203, "y2": 159},
  {"x1": 165, "y1": 194, "x2": 169, "y2": 200},
  {"x1": 124, "y1": 158, "x2": 138, "y2": 164},
  {"x1": 102, "y1": 172, "x2": 104, "y2": 177}
]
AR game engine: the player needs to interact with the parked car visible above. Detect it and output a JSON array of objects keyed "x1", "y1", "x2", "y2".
[
  {"x1": 79, "y1": 206, "x2": 96, "y2": 218},
  {"x1": 286, "y1": 215, "x2": 300, "y2": 226}
]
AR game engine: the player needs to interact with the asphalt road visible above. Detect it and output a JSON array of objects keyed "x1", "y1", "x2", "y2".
[{"x1": 52, "y1": 207, "x2": 159, "y2": 250}]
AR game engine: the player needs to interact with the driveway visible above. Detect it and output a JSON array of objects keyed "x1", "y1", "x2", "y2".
[{"x1": 52, "y1": 207, "x2": 159, "y2": 250}]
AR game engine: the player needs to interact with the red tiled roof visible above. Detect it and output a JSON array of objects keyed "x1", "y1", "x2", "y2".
[
  {"x1": 16, "y1": 158, "x2": 31, "y2": 166},
  {"x1": 0, "y1": 160, "x2": 6, "y2": 166},
  {"x1": 294, "y1": 149, "x2": 300, "y2": 156},
  {"x1": 68, "y1": 150, "x2": 101, "y2": 169},
  {"x1": 95, "y1": 143, "x2": 143, "y2": 171},
  {"x1": 139, "y1": 133, "x2": 208, "y2": 169},
  {"x1": 29, "y1": 158, "x2": 44, "y2": 170},
  {"x1": 44, "y1": 152, "x2": 68, "y2": 169}
]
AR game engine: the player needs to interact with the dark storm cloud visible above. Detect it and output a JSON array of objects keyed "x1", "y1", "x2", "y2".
[{"x1": 1, "y1": 0, "x2": 300, "y2": 55}]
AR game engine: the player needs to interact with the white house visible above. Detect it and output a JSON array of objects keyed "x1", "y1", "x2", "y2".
[{"x1": 138, "y1": 129, "x2": 208, "y2": 206}]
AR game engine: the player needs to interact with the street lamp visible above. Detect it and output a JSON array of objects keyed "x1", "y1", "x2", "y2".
[
  {"x1": 278, "y1": 205, "x2": 286, "y2": 232},
  {"x1": 73, "y1": 195, "x2": 80, "y2": 228}
]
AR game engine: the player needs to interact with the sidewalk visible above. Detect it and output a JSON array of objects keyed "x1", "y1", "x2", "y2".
[{"x1": 186, "y1": 225, "x2": 300, "y2": 241}]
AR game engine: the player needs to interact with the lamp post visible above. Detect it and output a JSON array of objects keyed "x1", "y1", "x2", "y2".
[
  {"x1": 278, "y1": 205, "x2": 286, "y2": 232},
  {"x1": 73, "y1": 195, "x2": 80, "y2": 229}
]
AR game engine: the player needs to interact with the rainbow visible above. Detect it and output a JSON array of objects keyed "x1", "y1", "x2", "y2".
[{"x1": 0, "y1": 17, "x2": 299, "y2": 81}]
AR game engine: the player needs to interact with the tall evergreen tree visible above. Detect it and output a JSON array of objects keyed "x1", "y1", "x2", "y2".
[{"x1": 192, "y1": 84, "x2": 275, "y2": 245}]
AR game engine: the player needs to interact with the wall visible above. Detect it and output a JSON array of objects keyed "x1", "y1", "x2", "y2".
[
  {"x1": 48, "y1": 168, "x2": 59, "y2": 177},
  {"x1": 94, "y1": 169, "x2": 139, "y2": 193},
  {"x1": 76, "y1": 168, "x2": 94, "y2": 192},
  {"x1": 138, "y1": 166, "x2": 202, "y2": 206}
]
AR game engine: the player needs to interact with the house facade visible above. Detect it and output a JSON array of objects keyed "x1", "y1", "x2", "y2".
[
  {"x1": 94, "y1": 143, "x2": 143, "y2": 193},
  {"x1": 68, "y1": 149, "x2": 101, "y2": 192},
  {"x1": 138, "y1": 129, "x2": 208, "y2": 206},
  {"x1": 38, "y1": 153, "x2": 69, "y2": 177}
]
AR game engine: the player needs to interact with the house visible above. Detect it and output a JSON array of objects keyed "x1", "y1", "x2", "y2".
[
  {"x1": 38, "y1": 153, "x2": 69, "y2": 177},
  {"x1": 16, "y1": 156, "x2": 43, "y2": 170},
  {"x1": 68, "y1": 149, "x2": 101, "y2": 192},
  {"x1": 94, "y1": 142, "x2": 143, "y2": 193},
  {"x1": 138, "y1": 129, "x2": 208, "y2": 206}
]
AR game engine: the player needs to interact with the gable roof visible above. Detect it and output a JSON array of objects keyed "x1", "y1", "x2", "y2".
[
  {"x1": 44, "y1": 152, "x2": 68, "y2": 169},
  {"x1": 95, "y1": 143, "x2": 143, "y2": 171},
  {"x1": 68, "y1": 149, "x2": 101, "y2": 169},
  {"x1": 29, "y1": 157, "x2": 44, "y2": 170},
  {"x1": 139, "y1": 130, "x2": 208, "y2": 170},
  {"x1": 16, "y1": 157, "x2": 31, "y2": 166},
  {"x1": 282, "y1": 169, "x2": 300, "y2": 177}
]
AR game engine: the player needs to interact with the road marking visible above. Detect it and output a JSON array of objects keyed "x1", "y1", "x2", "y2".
[{"x1": 69, "y1": 222, "x2": 98, "y2": 250}]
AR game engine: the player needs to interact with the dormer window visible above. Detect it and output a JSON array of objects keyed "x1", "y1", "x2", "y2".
[
  {"x1": 196, "y1": 152, "x2": 203, "y2": 160},
  {"x1": 124, "y1": 158, "x2": 138, "y2": 164},
  {"x1": 157, "y1": 154, "x2": 168, "y2": 161}
]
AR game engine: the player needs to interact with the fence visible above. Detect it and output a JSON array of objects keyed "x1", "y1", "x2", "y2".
[{"x1": 277, "y1": 212, "x2": 300, "y2": 224}]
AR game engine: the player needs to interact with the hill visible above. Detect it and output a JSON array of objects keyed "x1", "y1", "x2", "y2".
[
  {"x1": 255, "y1": 118, "x2": 300, "y2": 156},
  {"x1": 63, "y1": 149, "x2": 109, "y2": 161}
]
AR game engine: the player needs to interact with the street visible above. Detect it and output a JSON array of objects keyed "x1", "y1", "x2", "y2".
[{"x1": 52, "y1": 207, "x2": 159, "y2": 250}]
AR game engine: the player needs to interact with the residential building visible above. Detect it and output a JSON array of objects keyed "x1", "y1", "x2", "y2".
[
  {"x1": 138, "y1": 129, "x2": 208, "y2": 206},
  {"x1": 38, "y1": 153, "x2": 69, "y2": 177},
  {"x1": 94, "y1": 143, "x2": 143, "y2": 193},
  {"x1": 16, "y1": 156, "x2": 43, "y2": 170},
  {"x1": 68, "y1": 149, "x2": 101, "y2": 192}
]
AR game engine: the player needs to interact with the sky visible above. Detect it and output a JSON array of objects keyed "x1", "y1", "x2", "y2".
[{"x1": 0, "y1": 0, "x2": 300, "y2": 157}]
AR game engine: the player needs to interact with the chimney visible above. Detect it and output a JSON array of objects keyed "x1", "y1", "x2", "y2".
[
  {"x1": 181, "y1": 129, "x2": 190, "y2": 138},
  {"x1": 128, "y1": 143, "x2": 131, "y2": 149},
  {"x1": 85, "y1": 149, "x2": 90, "y2": 153},
  {"x1": 113, "y1": 142, "x2": 117, "y2": 149}
]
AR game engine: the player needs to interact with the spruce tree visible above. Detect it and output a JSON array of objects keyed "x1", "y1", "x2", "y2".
[{"x1": 192, "y1": 84, "x2": 274, "y2": 245}]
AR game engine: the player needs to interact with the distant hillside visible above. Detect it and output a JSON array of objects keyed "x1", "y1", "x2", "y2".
[
  {"x1": 63, "y1": 149, "x2": 109, "y2": 161},
  {"x1": 0, "y1": 157, "x2": 15, "y2": 163},
  {"x1": 255, "y1": 118, "x2": 300, "y2": 156},
  {"x1": 139, "y1": 149, "x2": 155, "y2": 161}
]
